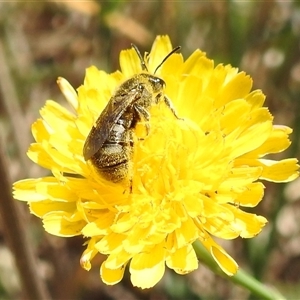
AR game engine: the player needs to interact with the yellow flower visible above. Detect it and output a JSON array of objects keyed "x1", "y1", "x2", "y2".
[{"x1": 13, "y1": 35, "x2": 298, "y2": 289}]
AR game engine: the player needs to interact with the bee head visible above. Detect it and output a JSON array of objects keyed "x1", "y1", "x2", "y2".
[{"x1": 147, "y1": 75, "x2": 166, "y2": 93}]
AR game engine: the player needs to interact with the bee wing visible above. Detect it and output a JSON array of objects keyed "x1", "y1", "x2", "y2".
[{"x1": 83, "y1": 88, "x2": 141, "y2": 161}]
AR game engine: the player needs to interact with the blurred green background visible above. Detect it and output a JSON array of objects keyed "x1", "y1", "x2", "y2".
[{"x1": 1, "y1": 1, "x2": 300, "y2": 299}]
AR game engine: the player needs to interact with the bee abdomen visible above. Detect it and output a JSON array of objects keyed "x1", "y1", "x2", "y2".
[{"x1": 91, "y1": 126, "x2": 133, "y2": 182}]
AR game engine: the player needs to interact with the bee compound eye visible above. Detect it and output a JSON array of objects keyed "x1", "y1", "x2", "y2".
[{"x1": 148, "y1": 76, "x2": 165, "y2": 92}]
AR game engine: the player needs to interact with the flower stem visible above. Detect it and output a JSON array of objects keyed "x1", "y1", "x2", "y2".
[{"x1": 193, "y1": 241, "x2": 286, "y2": 300}]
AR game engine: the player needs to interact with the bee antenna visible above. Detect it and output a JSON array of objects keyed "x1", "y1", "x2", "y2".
[
  {"x1": 154, "y1": 46, "x2": 181, "y2": 74},
  {"x1": 131, "y1": 44, "x2": 148, "y2": 72}
]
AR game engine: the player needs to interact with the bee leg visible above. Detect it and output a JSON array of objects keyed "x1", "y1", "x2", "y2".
[
  {"x1": 162, "y1": 95, "x2": 183, "y2": 120},
  {"x1": 134, "y1": 104, "x2": 150, "y2": 136}
]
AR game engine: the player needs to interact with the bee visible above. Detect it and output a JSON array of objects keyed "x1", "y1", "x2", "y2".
[{"x1": 83, "y1": 44, "x2": 181, "y2": 183}]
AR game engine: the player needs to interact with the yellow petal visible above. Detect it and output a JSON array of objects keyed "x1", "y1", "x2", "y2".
[
  {"x1": 42, "y1": 211, "x2": 85, "y2": 237},
  {"x1": 242, "y1": 125, "x2": 292, "y2": 158},
  {"x1": 216, "y1": 71, "x2": 252, "y2": 107},
  {"x1": 119, "y1": 48, "x2": 142, "y2": 78},
  {"x1": 82, "y1": 213, "x2": 114, "y2": 236},
  {"x1": 235, "y1": 182, "x2": 265, "y2": 207},
  {"x1": 201, "y1": 235, "x2": 238, "y2": 276},
  {"x1": 228, "y1": 207, "x2": 267, "y2": 238},
  {"x1": 57, "y1": 77, "x2": 78, "y2": 110},
  {"x1": 148, "y1": 35, "x2": 173, "y2": 73},
  {"x1": 101, "y1": 261, "x2": 126, "y2": 285},
  {"x1": 130, "y1": 244, "x2": 166, "y2": 289},
  {"x1": 131, "y1": 262, "x2": 165, "y2": 289},
  {"x1": 80, "y1": 238, "x2": 98, "y2": 271},
  {"x1": 105, "y1": 249, "x2": 132, "y2": 269},
  {"x1": 259, "y1": 158, "x2": 299, "y2": 182},
  {"x1": 166, "y1": 244, "x2": 198, "y2": 274}
]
